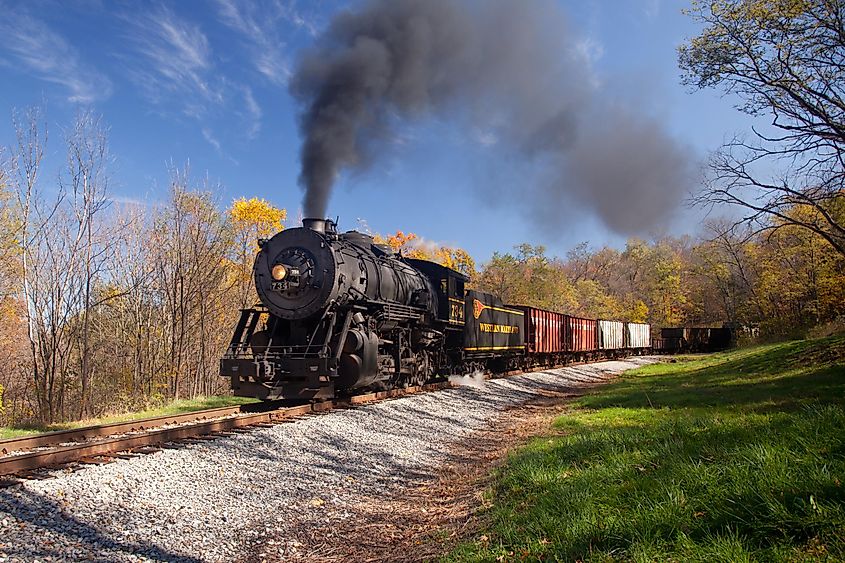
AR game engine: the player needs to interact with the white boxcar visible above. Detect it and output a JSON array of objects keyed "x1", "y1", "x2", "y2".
[
  {"x1": 598, "y1": 320, "x2": 624, "y2": 350},
  {"x1": 626, "y1": 323, "x2": 651, "y2": 348}
]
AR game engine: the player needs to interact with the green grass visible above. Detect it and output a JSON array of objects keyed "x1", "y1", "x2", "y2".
[
  {"x1": 447, "y1": 336, "x2": 845, "y2": 562},
  {"x1": 0, "y1": 394, "x2": 259, "y2": 440}
]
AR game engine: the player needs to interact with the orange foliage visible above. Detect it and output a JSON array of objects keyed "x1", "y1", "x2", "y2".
[
  {"x1": 374, "y1": 230, "x2": 476, "y2": 277},
  {"x1": 383, "y1": 230, "x2": 417, "y2": 252}
]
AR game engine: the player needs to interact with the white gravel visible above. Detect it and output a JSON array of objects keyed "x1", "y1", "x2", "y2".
[{"x1": 0, "y1": 358, "x2": 656, "y2": 562}]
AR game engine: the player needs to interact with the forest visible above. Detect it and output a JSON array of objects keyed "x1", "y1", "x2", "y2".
[{"x1": 0, "y1": 105, "x2": 842, "y2": 427}]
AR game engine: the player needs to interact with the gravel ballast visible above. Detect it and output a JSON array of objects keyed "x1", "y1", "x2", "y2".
[{"x1": 0, "y1": 358, "x2": 656, "y2": 562}]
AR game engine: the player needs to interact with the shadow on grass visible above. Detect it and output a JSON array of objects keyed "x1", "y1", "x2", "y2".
[
  {"x1": 469, "y1": 404, "x2": 845, "y2": 561},
  {"x1": 447, "y1": 336, "x2": 845, "y2": 561},
  {"x1": 580, "y1": 336, "x2": 845, "y2": 413}
]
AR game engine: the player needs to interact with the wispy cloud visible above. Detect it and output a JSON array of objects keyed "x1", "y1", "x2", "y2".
[
  {"x1": 573, "y1": 35, "x2": 605, "y2": 89},
  {"x1": 120, "y1": 5, "x2": 237, "y2": 152},
  {"x1": 242, "y1": 86, "x2": 262, "y2": 139},
  {"x1": 574, "y1": 36, "x2": 605, "y2": 66},
  {"x1": 215, "y1": 0, "x2": 316, "y2": 85},
  {"x1": 109, "y1": 195, "x2": 150, "y2": 207},
  {"x1": 644, "y1": 0, "x2": 661, "y2": 21},
  {"x1": 123, "y1": 5, "x2": 222, "y2": 114},
  {"x1": 0, "y1": 8, "x2": 112, "y2": 103},
  {"x1": 201, "y1": 127, "x2": 222, "y2": 152},
  {"x1": 202, "y1": 126, "x2": 240, "y2": 165},
  {"x1": 473, "y1": 129, "x2": 499, "y2": 147}
]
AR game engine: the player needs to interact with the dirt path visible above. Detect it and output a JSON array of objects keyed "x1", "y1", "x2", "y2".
[{"x1": 246, "y1": 380, "x2": 615, "y2": 562}]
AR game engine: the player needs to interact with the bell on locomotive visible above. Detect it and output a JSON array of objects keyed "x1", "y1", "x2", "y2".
[{"x1": 220, "y1": 217, "x2": 454, "y2": 401}]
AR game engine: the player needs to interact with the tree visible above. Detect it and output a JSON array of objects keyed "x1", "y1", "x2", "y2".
[
  {"x1": 228, "y1": 197, "x2": 286, "y2": 308},
  {"x1": 63, "y1": 110, "x2": 112, "y2": 418},
  {"x1": 572, "y1": 279, "x2": 619, "y2": 319},
  {"x1": 94, "y1": 205, "x2": 161, "y2": 411},
  {"x1": 690, "y1": 221, "x2": 763, "y2": 324},
  {"x1": 649, "y1": 243, "x2": 688, "y2": 325},
  {"x1": 680, "y1": 0, "x2": 845, "y2": 255},
  {"x1": 0, "y1": 149, "x2": 31, "y2": 423},
  {"x1": 153, "y1": 166, "x2": 232, "y2": 399},
  {"x1": 7, "y1": 109, "x2": 120, "y2": 422},
  {"x1": 477, "y1": 244, "x2": 576, "y2": 312},
  {"x1": 0, "y1": 155, "x2": 19, "y2": 299},
  {"x1": 376, "y1": 230, "x2": 417, "y2": 252},
  {"x1": 10, "y1": 106, "x2": 46, "y2": 420},
  {"x1": 374, "y1": 229, "x2": 477, "y2": 277}
]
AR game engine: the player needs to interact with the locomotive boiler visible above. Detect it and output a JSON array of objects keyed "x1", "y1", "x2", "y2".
[{"x1": 220, "y1": 218, "x2": 468, "y2": 400}]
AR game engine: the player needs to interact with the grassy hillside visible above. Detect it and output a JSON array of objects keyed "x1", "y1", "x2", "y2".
[{"x1": 448, "y1": 336, "x2": 845, "y2": 561}]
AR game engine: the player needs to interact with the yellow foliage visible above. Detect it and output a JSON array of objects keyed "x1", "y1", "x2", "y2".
[
  {"x1": 574, "y1": 279, "x2": 620, "y2": 319},
  {"x1": 628, "y1": 300, "x2": 649, "y2": 323},
  {"x1": 230, "y1": 197, "x2": 286, "y2": 238},
  {"x1": 439, "y1": 247, "x2": 476, "y2": 277},
  {"x1": 374, "y1": 230, "x2": 476, "y2": 277},
  {"x1": 709, "y1": 0, "x2": 812, "y2": 22},
  {"x1": 98, "y1": 284, "x2": 126, "y2": 305},
  {"x1": 172, "y1": 189, "x2": 217, "y2": 217}
]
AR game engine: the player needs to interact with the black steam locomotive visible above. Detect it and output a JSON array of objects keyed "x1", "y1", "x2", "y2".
[{"x1": 220, "y1": 218, "x2": 523, "y2": 400}]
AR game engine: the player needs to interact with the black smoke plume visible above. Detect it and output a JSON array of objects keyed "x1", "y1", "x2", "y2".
[{"x1": 290, "y1": 0, "x2": 692, "y2": 233}]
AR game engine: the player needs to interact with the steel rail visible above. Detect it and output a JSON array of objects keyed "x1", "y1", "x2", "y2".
[
  {"x1": 0, "y1": 405, "x2": 252, "y2": 455},
  {"x1": 0, "y1": 382, "x2": 451, "y2": 477}
]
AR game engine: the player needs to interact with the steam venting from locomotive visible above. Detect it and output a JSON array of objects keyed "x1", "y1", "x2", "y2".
[{"x1": 290, "y1": 0, "x2": 693, "y2": 234}]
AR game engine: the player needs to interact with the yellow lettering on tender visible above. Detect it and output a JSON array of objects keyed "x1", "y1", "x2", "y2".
[{"x1": 479, "y1": 323, "x2": 519, "y2": 334}]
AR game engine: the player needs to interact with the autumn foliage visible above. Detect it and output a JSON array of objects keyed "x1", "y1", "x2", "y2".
[
  {"x1": 0, "y1": 107, "x2": 843, "y2": 428},
  {"x1": 376, "y1": 215, "x2": 845, "y2": 339},
  {"x1": 473, "y1": 214, "x2": 845, "y2": 336},
  {"x1": 373, "y1": 230, "x2": 476, "y2": 276}
]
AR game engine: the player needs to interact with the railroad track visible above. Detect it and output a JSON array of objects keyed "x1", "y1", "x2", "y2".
[
  {"x1": 0, "y1": 354, "x2": 650, "y2": 480},
  {"x1": 0, "y1": 382, "x2": 451, "y2": 479}
]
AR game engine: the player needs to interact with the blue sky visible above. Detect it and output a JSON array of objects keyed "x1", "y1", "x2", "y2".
[{"x1": 0, "y1": 0, "x2": 757, "y2": 262}]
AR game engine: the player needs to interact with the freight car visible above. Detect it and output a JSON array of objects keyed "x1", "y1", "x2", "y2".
[
  {"x1": 652, "y1": 326, "x2": 734, "y2": 354},
  {"x1": 515, "y1": 306, "x2": 565, "y2": 366},
  {"x1": 598, "y1": 320, "x2": 624, "y2": 355},
  {"x1": 220, "y1": 219, "x2": 725, "y2": 401},
  {"x1": 567, "y1": 316, "x2": 599, "y2": 360},
  {"x1": 626, "y1": 322, "x2": 651, "y2": 351}
]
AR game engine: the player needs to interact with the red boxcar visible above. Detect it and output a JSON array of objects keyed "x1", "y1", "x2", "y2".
[
  {"x1": 565, "y1": 316, "x2": 598, "y2": 352},
  {"x1": 516, "y1": 306, "x2": 565, "y2": 354}
]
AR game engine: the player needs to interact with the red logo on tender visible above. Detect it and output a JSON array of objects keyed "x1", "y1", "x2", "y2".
[{"x1": 473, "y1": 299, "x2": 486, "y2": 319}]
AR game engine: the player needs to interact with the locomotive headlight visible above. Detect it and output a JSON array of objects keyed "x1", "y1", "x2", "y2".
[{"x1": 271, "y1": 264, "x2": 287, "y2": 281}]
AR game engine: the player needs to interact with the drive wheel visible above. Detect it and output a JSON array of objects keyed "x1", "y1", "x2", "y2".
[
  {"x1": 399, "y1": 346, "x2": 424, "y2": 388},
  {"x1": 414, "y1": 350, "x2": 433, "y2": 386}
]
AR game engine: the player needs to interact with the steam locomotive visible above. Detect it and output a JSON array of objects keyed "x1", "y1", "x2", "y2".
[{"x1": 220, "y1": 218, "x2": 650, "y2": 401}]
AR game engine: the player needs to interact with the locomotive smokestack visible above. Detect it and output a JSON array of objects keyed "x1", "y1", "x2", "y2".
[
  {"x1": 303, "y1": 218, "x2": 338, "y2": 234},
  {"x1": 303, "y1": 218, "x2": 326, "y2": 233}
]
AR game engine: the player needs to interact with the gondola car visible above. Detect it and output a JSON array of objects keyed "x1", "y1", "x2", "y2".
[{"x1": 652, "y1": 326, "x2": 734, "y2": 353}]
